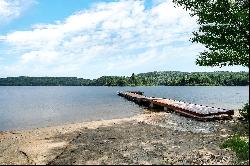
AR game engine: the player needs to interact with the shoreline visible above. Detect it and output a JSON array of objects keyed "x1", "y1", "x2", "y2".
[
  {"x1": 0, "y1": 111, "x2": 242, "y2": 165},
  {"x1": 0, "y1": 113, "x2": 143, "y2": 133},
  {"x1": 0, "y1": 109, "x2": 240, "y2": 134}
]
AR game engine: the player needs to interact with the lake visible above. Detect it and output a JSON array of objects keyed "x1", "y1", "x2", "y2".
[{"x1": 0, "y1": 86, "x2": 248, "y2": 131}]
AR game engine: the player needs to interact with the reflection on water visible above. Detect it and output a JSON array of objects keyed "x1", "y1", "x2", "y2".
[{"x1": 0, "y1": 86, "x2": 248, "y2": 131}]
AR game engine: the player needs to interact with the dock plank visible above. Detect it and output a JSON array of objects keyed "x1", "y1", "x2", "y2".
[{"x1": 118, "y1": 91, "x2": 233, "y2": 121}]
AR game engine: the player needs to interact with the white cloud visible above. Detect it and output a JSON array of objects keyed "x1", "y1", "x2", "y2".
[
  {"x1": 2, "y1": 0, "x2": 244, "y2": 78},
  {"x1": 0, "y1": 0, "x2": 35, "y2": 24},
  {"x1": 20, "y1": 50, "x2": 58, "y2": 64}
]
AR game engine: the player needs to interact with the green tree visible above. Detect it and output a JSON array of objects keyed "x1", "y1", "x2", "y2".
[
  {"x1": 173, "y1": 0, "x2": 249, "y2": 67},
  {"x1": 129, "y1": 73, "x2": 137, "y2": 86},
  {"x1": 117, "y1": 78, "x2": 127, "y2": 86}
]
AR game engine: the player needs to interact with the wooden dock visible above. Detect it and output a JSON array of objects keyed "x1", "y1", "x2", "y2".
[{"x1": 118, "y1": 91, "x2": 234, "y2": 121}]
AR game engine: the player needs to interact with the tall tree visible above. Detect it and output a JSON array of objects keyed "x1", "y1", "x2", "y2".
[
  {"x1": 130, "y1": 73, "x2": 137, "y2": 86},
  {"x1": 173, "y1": 0, "x2": 249, "y2": 67}
]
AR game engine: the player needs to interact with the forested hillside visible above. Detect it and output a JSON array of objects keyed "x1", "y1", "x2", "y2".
[{"x1": 0, "y1": 71, "x2": 248, "y2": 86}]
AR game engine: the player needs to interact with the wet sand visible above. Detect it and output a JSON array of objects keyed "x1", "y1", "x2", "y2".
[{"x1": 0, "y1": 111, "x2": 241, "y2": 165}]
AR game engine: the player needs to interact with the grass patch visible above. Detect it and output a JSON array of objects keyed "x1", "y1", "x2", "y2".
[{"x1": 222, "y1": 134, "x2": 249, "y2": 161}]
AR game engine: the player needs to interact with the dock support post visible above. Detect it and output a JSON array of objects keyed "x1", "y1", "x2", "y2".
[{"x1": 149, "y1": 103, "x2": 154, "y2": 108}]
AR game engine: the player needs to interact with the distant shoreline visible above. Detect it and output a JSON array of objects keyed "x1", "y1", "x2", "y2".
[
  {"x1": 0, "y1": 71, "x2": 248, "y2": 86},
  {"x1": 0, "y1": 85, "x2": 249, "y2": 86}
]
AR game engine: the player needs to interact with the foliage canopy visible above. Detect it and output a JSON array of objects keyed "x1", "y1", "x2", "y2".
[
  {"x1": 173, "y1": 0, "x2": 249, "y2": 67},
  {"x1": 0, "y1": 71, "x2": 248, "y2": 86}
]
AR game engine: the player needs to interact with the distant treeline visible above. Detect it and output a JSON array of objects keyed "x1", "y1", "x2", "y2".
[{"x1": 0, "y1": 71, "x2": 248, "y2": 86}]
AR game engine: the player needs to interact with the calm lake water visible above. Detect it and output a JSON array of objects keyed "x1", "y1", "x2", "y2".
[{"x1": 0, "y1": 86, "x2": 248, "y2": 131}]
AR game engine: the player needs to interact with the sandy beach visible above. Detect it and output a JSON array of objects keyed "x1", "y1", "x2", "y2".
[{"x1": 0, "y1": 111, "x2": 242, "y2": 165}]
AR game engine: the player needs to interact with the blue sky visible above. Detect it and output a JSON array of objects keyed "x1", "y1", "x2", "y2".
[{"x1": 0, "y1": 0, "x2": 247, "y2": 78}]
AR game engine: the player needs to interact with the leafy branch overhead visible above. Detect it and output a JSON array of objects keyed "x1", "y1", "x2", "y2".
[{"x1": 173, "y1": 0, "x2": 249, "y2": 67}]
